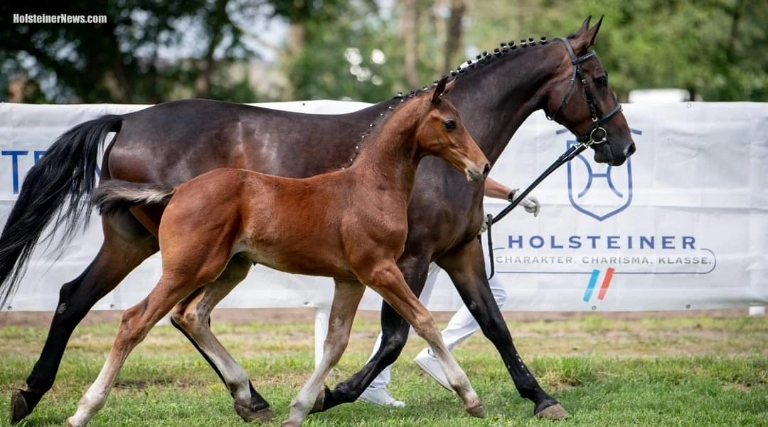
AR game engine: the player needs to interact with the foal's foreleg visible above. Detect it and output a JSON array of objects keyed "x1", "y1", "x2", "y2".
[
  {"x1": 437, "y1": 238, "x2": 568, "y2": 420},
  {"x1": 361, "y1": 261, "x2": 485, "y2": 418},
  {"x1": 170, "y1": 256, "x2": 273, "y2": 422},
  {"x1": 11, "y1": 217, "x2": 157, "y2": 424},
  {"x1": 283, "y1": 279, "x2": 365, "y2": 427},
  {"x1": 310, "y1": 256, "x2": 430, "y2": 412}
]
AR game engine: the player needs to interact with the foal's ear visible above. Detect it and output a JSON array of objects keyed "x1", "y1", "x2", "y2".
[
  {"x1": 431, "y1": 76, "x2": 453, "y2": 106},
  {"x1": 572, "y1": 15, "x2": 603, "y2": 53}
]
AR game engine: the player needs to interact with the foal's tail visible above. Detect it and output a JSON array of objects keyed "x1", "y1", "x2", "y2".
[
  {"x1": 0, "y1": 115, "x2": 123, "y2": 309},
  {"x1": 92, "y1": 180, "x2": 176, "y2": 216}
]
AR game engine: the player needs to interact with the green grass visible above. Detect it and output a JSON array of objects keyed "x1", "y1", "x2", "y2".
[{"x1": 1, "y1": 312, "x2": 767, "y2": 426}]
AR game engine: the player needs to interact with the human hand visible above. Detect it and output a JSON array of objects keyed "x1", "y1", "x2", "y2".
[{"x1": 508, "y1": 189, "x2": 540, "y2": 217}]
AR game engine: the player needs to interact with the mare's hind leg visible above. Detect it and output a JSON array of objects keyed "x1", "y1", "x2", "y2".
[
  {"x1": 283, "y1": 278, "x2": 366, "y2": 427},
  {"x1": 66, "y1": 270, "x2": 207, "y2": 427},
  {"x1": 170, "y1": 255, "x2": 273, "y2": 422},
  {"x1": 358, "y1": 260, "x2": 485, "y2": 418},
  {"x1": 11, "y1": 214, "x2": 157, "y2": 424},
  {"x1": 437, "y1": 238, "x2": 568, "y2": 420}
]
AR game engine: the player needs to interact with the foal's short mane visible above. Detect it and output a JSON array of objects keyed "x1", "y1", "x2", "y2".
[
  {"x1": 357, "y1": 88, "x2": 433, "y2": 145},
  {"x1": 343, "y1": 85, "x2": 434, "y2": 169}
]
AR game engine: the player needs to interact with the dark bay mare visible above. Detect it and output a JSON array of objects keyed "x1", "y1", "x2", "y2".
[
  {"x1": 1, "y1": 16, "x2": 634, "y2": 424},
  {"x1": 67, "y1": 78, "x2": 489, "y2": 427}
]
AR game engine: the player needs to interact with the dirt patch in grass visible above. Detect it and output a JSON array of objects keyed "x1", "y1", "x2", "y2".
[
  {"x1": 113, "y1": 378, "x2": 209, "y2": 391},
  {"x1": 722, "y1": 383, "x2": 753, "y2": 392}
]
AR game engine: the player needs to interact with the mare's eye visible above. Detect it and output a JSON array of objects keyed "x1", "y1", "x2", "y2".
[
  {"x1": 594, "y1": 75, "x2": 608, "y2": 87},
  {"x1": 443, "y1": 119, "x2": 456, "y2": 131}
]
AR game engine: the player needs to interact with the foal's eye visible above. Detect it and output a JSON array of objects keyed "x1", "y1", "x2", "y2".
[{"x1": 443, "y1": 119, "x2": 457, "y2": 131}]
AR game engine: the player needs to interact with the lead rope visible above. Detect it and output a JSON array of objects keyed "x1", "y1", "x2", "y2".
[
  {"x1": 485, "y1": 212, "x2": 496, "y2": 278},
  {"x1": 485, "y1": 142, "x2": 588, "y2": 279}
]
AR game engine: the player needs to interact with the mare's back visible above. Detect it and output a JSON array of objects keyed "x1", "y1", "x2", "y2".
[{"x1": 109, "y1": 99, "x2": 385, "y2": 181}]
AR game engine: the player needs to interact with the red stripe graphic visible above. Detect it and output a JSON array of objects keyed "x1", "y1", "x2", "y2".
[{"x1": 597, "y1": 267, "x2": 615, "y2": 300}]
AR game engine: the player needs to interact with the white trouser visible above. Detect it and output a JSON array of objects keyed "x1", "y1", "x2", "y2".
[{"x1": 367, "y1": 259, "x2": 507, "y2": 390}]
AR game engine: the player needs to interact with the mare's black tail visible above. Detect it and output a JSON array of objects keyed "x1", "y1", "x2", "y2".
[{"x1": 0, "y1": 114, "x2": 123, "y2": 308}]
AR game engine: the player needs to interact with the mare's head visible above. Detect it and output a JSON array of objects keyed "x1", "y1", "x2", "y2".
[
  {"x1": 543, "y1": 16, "x2": 636, "y2": 166},
  {"x1": 415, "y1": 77, "x2": 490, "y2": 181}
]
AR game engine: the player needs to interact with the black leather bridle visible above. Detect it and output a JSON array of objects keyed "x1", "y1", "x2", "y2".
[
  {"x1": 546, "y1": 37, "x2": 623, "y2": 145},
  {"x1": 485, "y1": 39, "x2": 624, "y2": 278}
]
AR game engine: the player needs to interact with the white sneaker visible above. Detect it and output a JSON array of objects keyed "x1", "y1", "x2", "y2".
[
  {"x1": 359, "y1": 387, "x2": 406, "y2": 407},
  {"x1": 414, "y1": 348, "x2": 453, "y2": 392}
]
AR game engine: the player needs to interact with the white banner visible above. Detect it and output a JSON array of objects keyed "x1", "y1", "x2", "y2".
[{"x1": 1, "y1": 101, "x2": 767, "y2": 312}]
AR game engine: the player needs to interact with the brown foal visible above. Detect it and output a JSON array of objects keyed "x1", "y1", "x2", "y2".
[{"x1": 70, "y1": 78, "x2": 489, "y2": 427}]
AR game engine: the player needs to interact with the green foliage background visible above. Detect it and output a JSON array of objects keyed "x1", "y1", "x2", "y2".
[{"x1": 0, "y1": 0, "x2": 764, "y2": 103}]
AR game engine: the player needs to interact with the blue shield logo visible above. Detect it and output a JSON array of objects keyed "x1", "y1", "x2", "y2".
[{"x1": 561, "y1": 128, "x2": 641, "y2": 221}]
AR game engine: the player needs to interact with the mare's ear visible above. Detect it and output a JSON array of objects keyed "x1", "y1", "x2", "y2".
[
  {"x1": 571, "y1": 15, "x2": 603, "y2": 54},
  {"x1": 431, "y1": 76, "x2": 450, "y2": 106},
  {"x1": 576, "y1": 15, "x2": 592, "y2": 36}
]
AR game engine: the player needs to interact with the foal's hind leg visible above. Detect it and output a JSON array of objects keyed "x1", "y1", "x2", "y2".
[
  {"x1": 11, "y1": 215, "x2": 157, "y2": 424},
  {"x1": 358, "y1": 260, "x2": 485, "y2": 418},
  {"x1": 66, "y1": 270, "x2": 208, "y2": 427},
  {"x1": 437, "y1": 238, "x2": 568, "y2": 420},
  {"x1": 170, "y1": 256, "x2": 273, "y2": 422},
  {"x1": 283, "y1": 279, "x2": 365, "y2": 427}
]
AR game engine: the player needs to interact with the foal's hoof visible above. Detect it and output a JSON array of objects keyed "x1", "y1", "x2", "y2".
[
  {"x1": 535, "y1": 403, "x2": 570, "y2": 420},
  {"x1": 466, "y1": 403, "x2": 486, "y2": 418},
  {"x1": 10, "y1": 389, "x2": 32, "y2": 425},
  {"x1": 234, "y1": 402, "x2": 274, "y2": 423}
]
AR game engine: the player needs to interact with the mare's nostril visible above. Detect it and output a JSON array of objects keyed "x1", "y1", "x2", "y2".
[
  {"x1": 482, "y1": 163, "x2": 491, "y2": 178},
  {"x1": 626, "y1": 143, "x2": 636, "y2": 157}
]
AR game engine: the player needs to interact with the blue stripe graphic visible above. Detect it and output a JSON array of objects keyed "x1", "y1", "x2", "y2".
[{"x1": 582, "y1": 269, "x2": 600, "y2": 302}]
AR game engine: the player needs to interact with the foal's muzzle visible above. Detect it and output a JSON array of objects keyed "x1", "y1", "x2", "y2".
[{"x1": 466, "y1": 162, "x2": 491, "y2": 182}]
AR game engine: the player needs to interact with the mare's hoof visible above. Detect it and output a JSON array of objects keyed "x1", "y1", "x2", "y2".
[
  {"x1": 535, "y1": 403, "x2": 570, "y2": 420},
  {"x1": 308, "y1": 385, "x2": 331, "y2": 414},
  {"x1": 310, "y1": 390, "x2": 325, "y2": 413},
  {"x1": 234, "y1": 402, "x2": 274, "y2": 423},
  {"x1": 466, "y1": 403, "x2": 486, "y2": 418},
  {"x1": 281, "y1": 421, "x2": 300, "y2": 427},
  {"x1": 10, "y1": 389, "x2": 31, "y2": 425}
]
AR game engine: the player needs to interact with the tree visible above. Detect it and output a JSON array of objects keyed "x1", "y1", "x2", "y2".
[
  {"x1": 441, "y1": 0, "x2": 467, "y2": 75},
  {"x1": 285, "y1": 0, "x2": 406, "y2": 102},
  {"x1": 0, "y1": 0, "x2": 261, "y2": 103}
]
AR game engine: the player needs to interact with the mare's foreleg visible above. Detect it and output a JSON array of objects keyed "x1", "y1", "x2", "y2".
[
  {"x1": 310, "y1": 256, "x2": 429, "y2": 412},
  {"x1": 170, "y1": 255, "x2": 273, "y2": 422},
  {"x1": 437, "y1": 238, "x2": 568, "y2": 419},
  {"x1": 360, "y1": 260, "x2": 485, "y2": 418},
  {"x1": 11, "y1": 216, "x2": 157, "y2": 424},
  {"x1": 283, "y1": 278, "x2": 366, "y2": 427}
]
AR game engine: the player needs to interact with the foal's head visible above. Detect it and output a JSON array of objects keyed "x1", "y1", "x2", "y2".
[
  {"x1": 414, "y1": 77, "x2": 490, "y2": 182},
  {"x1": 543, "y1": 16, "x2": 636, "y2": 166}
]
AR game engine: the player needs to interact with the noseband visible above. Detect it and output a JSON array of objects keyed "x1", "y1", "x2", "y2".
[{"x1": 546, "y1": 38, "x2": 622, "y2": 145}]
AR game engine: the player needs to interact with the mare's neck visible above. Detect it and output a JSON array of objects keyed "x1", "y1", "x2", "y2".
[{"x1": 447, "y1": 42, "x2": 563, "y2": 165}]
